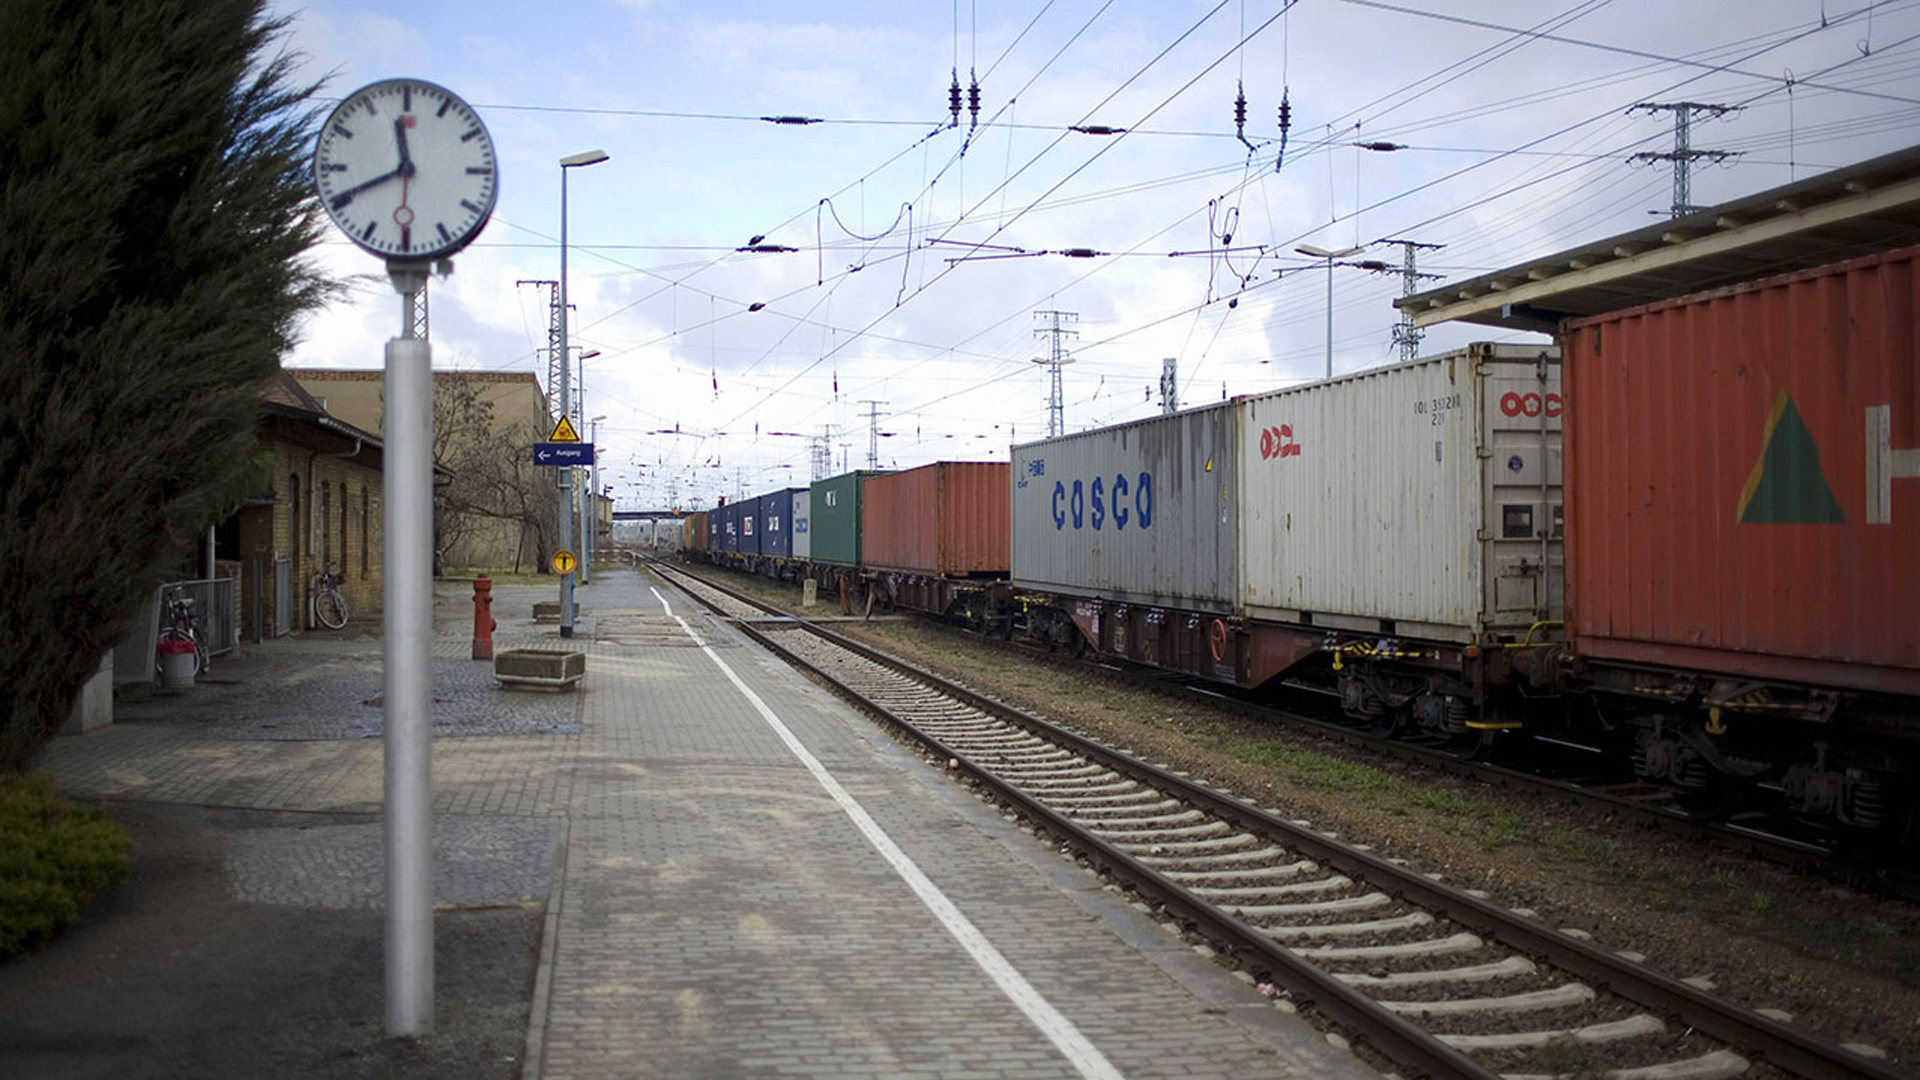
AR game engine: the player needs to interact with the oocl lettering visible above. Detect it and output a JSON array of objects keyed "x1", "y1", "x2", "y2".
[
  {"x1": 1258, "y1": 424, "x2": 1301, "y2": 460},
  {"x1": 1053, "y1": 471, "x2": 1153, "y2": 531},
  {"x1": 1500, "y1": 391, "x2": 1564, "y2": 419}
]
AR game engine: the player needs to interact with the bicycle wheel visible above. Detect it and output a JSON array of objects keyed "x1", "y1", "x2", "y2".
[{"x1": 316, "y1": 590, "x2": 349, "y2": 630}]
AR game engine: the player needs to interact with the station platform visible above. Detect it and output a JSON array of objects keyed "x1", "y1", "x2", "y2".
[{"x1": 528, "y1": 567, "x2": 1378, "y2": 1080}]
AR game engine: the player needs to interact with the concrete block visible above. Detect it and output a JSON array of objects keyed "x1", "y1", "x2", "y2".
[
  {"x1": 494, "y1": 648, "x2": 585, "y2": 691},
  {"x1": 60, "y1": 651, "x2": 113, "y2": 735}
]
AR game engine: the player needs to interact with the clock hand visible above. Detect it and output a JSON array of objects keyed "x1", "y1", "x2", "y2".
[
  {"x1": 393, "y1": 118, "x2": 416, "y2": 178},
  {"x1": 328, "y1": 166, "x2": 402, "y2": 210}
]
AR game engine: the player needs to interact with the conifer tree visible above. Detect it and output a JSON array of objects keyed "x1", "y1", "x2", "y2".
[{"x1": 0, "y1": 0, "x2": 333, "y2": 769}]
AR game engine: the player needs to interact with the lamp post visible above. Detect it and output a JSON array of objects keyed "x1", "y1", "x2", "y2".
[
  {"x1": 1296, "y1": 243, "x2": 1364, "y2": 379},
  {"x1": 558, "y1": 149, "x2": 607, "y2": 638},
  {"x1": 574, "y1": 349, "x2": 600, "y2": 584},
  {"x1": 585, "y1": 413, "x2": 606, "y2": 582}
]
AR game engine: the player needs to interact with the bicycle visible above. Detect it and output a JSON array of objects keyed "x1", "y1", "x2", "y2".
[
  {"x1": 156, "y1": 586, "x2": 209, "y2": 676},
  {"x1": 312, "y1": 565, "x2": 349, "y2": 630}
]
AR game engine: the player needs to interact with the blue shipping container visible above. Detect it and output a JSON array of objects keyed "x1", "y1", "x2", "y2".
[{"x1": 757, "y1": 487, "x2": 807, "y2": 559}]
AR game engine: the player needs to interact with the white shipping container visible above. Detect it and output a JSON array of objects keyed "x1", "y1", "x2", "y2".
[
  {"x1": 1012, "y1": 402, "x2": 1238, "y2": 613},
  {"x1": 1236, "y1": 343, "x2": 1562, "y2": 641},
  {"x1": 792, "y1": 490, "x2": 811, "y2": 561}
]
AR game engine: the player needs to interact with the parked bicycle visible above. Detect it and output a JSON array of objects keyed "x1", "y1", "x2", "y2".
[
  {"x1": 157, "y1": 585, "x2": 209, "y2": 676},
  {"x1": 312, "y1": 565, "x2": 349, "y2": 630}
]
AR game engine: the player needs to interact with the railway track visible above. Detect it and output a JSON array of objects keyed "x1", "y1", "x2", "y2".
[
  {"x1": 666, "y1": 556, "x2": 1915, "y2": 898},
  {"x1": 648, "y1": 557, "x2": 1910, "y2": 1080}
]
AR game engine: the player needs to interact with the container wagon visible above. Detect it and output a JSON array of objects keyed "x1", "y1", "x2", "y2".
[
  {"x1": 792, "y1": 490, "x2": 812, "y2": 562},
  {"x1": 755, "y1": 487, "x2": 808, "y2": 578},
  {"x1": 806, "y1": 470, "x2": 888, "y2": 606},
  {"x1": 1563, "y1": 244, "x2": 1920, "y2": 827},
  {"x1": 1012, "y1": 344, "x2": 1563, "y2": 745},
  {"x1": 861, "y1": 462, "x2": 1010, "y2": 625}
]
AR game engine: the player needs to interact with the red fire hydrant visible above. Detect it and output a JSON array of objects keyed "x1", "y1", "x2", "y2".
[{"x1": 472, "y1": 575, "x2": 497, "y2": 660}]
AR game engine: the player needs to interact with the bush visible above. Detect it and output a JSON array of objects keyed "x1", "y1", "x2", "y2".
[{"x1": 0, "y1": 773, "x2": 131, "y2": 959}]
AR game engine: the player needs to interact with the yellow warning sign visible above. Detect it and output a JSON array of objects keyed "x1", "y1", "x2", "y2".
[
  {"x1": 552, "y1": 549, "x2": 577, "y2": 574},
  {"x1": 549, "y1": 416, "x2": 581, "y2": 443}
]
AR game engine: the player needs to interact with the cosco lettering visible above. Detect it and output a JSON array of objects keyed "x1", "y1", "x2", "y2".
[{"x1": 1052, "y1": 471, "x2": 1152, "y2": 531}]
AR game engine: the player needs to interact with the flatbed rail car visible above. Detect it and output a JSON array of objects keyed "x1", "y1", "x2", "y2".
[
  {"x1": 1394, "y1": 147, "x2": 1920, "y2": 835},
  {"x1": 1011, "y1": 343, "x2": 1564, "y2": 747},
  {"x1": 1558, "y1": 244, "x2": 1919, "y2": 829},
  {"x1": 859, "y1": 461, "x2": 1011, "y2": 627}
]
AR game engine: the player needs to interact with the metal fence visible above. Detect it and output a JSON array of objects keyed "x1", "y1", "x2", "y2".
[
  {"x1": 170, "y1": 577, "x2": 237, "y2": 657},
  {"x1": 111, "y1": 577, "x2": 238, "y2": 685}
]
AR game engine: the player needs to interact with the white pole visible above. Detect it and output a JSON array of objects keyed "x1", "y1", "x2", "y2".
[
  {"x1": 590, "y1": 418, "x2": 602, "y2": 576},
  {"x1": 557, "y1": 167, "x2": 575, "y2": 638},
  {"x1": 383, "y1": 296, "x2": 434, "y2": 1035},
  {"x1": 1324, "y1": 256, "x2": 1335, "y2": 380}
]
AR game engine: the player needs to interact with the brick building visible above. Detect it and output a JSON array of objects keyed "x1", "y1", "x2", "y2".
[
  {"x1": 292, "y1": 368, "x2": 557, "y2": 572},
  {"x1": 218, "y1": 371, "x2": 390, "y2": 637}
]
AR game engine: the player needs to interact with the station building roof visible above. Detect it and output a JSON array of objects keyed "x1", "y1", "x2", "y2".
[{"x1": 1397, "y1": 143, "x2": 1920, "y2": 333}]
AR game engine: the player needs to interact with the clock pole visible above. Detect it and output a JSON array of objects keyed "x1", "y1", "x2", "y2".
[
  {"x1": 384, "y1": 259, "x2": 435, "y2": 1036},
  {"x1": 314, "y1": 79, "x2": 498, "y2": 1039}
]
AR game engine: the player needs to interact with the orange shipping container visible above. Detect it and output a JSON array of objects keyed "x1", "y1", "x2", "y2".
[
  {"x1": 1564, "y1": 244, "x2": 1919, "y2": 695},
  {"x1": 860, "y1": 461, "x2": 1009, "y2": 576}
]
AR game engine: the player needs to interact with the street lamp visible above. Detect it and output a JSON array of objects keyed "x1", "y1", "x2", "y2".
[
  {"x1": 558, "y1": 149, "x2": 607, "y2": 638},
  {"x1": 584, "y1": 413, "x2": 607, "y2": 583},
  {"x1": 1296, "y1": 243, "x2": 1364, "y2": 379}
]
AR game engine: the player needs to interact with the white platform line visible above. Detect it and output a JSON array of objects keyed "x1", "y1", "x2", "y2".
[{"x1": 651, "y1": 587, "x2": 1126, "y2": 1080}]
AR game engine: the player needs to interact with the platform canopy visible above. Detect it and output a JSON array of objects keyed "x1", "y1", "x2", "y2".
[{"x1": 1398, "y1": 143, "x2": 1920, "y2": 333}]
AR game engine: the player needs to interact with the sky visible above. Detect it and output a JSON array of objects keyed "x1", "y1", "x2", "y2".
[{"x1": 272, "y1": 0, "x2": 1920, "y2": 510}]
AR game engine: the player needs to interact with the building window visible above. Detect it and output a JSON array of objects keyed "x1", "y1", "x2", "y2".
[{"x1": 361, "y1": 488, "x2": 370, "y2": 578}]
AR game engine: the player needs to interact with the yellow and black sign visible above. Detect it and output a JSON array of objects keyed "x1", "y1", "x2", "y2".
[
  {"x1": 552, "y1": 549, "x2": 577, "y2": 574},
  {"x1": 549, "y1": 416, "x2": 581, "y2": 443}
]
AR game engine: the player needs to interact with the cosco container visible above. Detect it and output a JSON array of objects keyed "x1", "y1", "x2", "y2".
[
  {"x1": 1237, "y1": 343, "x2": 1563, "y2": 641},
  {"x1": 791, "y1": 490, "x2": 812, "y2": 561},
  {"x1": 1565, "y1": 244, "x2": 1920, "y2": 695},
  {"x1": 1012, "y1": 402, "x2": 1237, "y2": 613},
  {"x1": 757, "y1": 487, "x2": 808, "y2": 561},
  {"x1": 810, "y1": 470, "x2": 887, "y2": 567},
  {"x1": 862, "y1": 462, "x2": 1009, "y2": 576}
]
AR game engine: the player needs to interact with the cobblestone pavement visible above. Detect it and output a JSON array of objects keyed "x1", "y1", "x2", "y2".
[
  {"x1": 227, "y1": 813, "x2": 561, "y2": 909},
  {"x1": 37, "y1": 565, "x2": 1377, "y2": 1080}
]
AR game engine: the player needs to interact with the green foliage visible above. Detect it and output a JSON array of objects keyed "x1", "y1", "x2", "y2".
[
  {"x1": 0, "y1": 774, "x2": 131, "y2": 958},
  {"x1": 0, "y1": 0, "x2": 334, "y2": 769}
]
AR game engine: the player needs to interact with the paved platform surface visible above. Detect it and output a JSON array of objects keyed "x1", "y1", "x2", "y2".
[{"x1": 38, "y1": 563, "x2": 1379, "y2": 1080}]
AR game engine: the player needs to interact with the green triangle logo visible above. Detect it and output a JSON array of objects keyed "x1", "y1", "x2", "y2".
[{"x1": 1736, "y1": 391, "x2": 1844, "y2": 524}]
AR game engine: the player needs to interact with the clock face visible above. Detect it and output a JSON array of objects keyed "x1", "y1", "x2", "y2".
[{"x1": 313, "y1": 79, "x2": 498, "y2": 261}]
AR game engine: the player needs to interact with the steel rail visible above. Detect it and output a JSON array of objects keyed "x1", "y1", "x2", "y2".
[{"x1": 649, "y1": 558, "x2": 1913, "y2": 1080}]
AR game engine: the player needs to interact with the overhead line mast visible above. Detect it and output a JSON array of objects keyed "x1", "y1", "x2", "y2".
[
  {"x1": 1628, "y1": 102, "x2": 1741, "y2": 217},
  {"x1": 1378, "y1": 239, "x2": 1445, "y2": 365},
  {"x1": 516, "y1": 279, "x2": 563, "y2": 419},
  {"x1": 1033, "y1": 310, "x2": 1079, "y2": 438}
]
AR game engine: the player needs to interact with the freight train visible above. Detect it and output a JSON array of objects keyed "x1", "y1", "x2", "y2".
[{"x1": 671, "y1": 238, "x2": 1919, "y2": 845}]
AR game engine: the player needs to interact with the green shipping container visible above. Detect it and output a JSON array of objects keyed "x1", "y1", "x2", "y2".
[{"x1": 809, "y1": 470, "x2": 887, "y2": 566}]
